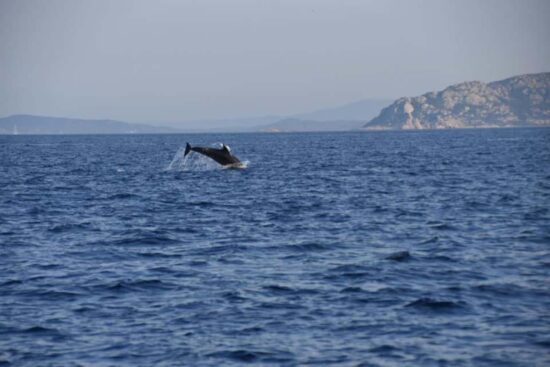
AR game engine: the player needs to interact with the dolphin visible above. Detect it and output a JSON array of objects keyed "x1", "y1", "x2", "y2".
[{"x1": 184, "y1": 143, "x2": 244, "y2": 168}]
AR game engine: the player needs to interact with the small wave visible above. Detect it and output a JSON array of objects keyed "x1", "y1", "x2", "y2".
[
  {"x1": 103, "y1": 279, "x2": 176, "y2": 292},
  {"x1": 135, "y1": 251, "x2": 181, "y2": 259},
  {"x1": 429, "y1": 255, "x2": 456, "y2": 262},
  {"x1": 287, "y1": 242, "x2": 332, "y2": 252},
  {"x1": 0, "y1": 279, "x2": 23, "y2": 287},
  {"x1": 325, "y1": 271, "x2": 370, "y2": 281},
  {"x1": 263, "y1": 284, "x2": 295, "y2": 293},
  {"x1": 187, "y1": 200, "x2": 216, "y2": 208},
  {"x1": 523, "y1": 207, "x2": 548, "y2": 220},
  {"x1": 110, "y1": 236, "x2": 178, "y2": 246},
  {"x1": 470, "y1": 283, "x2": 544, "y2": 297},
  {"x1": 174, "y1": 301, "x2": 207, "y2": 310},
  {"x1": 428, "y1": 222, "x2": 457, "y2": 231},
  {"x1": 369, "y1": 344, "x2": 399, "y2": 353},
  {"x1": 533, "y1": 339, "x2": 550, "y2": 348},
  {"x1": 262, "y1": 284, "x2": 320, "y2": 296},
  {"x1": 48, "y1": 222, "x2": 93, "y2": 233},
  {"x1": 340, "y1": 286, "x2": 363, "y2": 293},
  {"x1": 26, "y1": 206, "x2": 45, "y2": 215},
  {"x1": 188, "y1": 260, "x2": 208, "y2": 266},
  {"x1": 206, "y1": 349, "x2": 293, "y2": 363},
  {"x1": 207, "y1": 350, "x2": 261, "y2": 362},
  {"x1": 465, "y1": 200, "x2": 489, "y2": 209},
  {"x1": 52, "y1": 185, "x2": 81, "y2": 192},
  {"x1": 106, "y1": 193, "x2": 140, "y2": 200},
  {"x1": 20, "y1": 326, "x2": 60, "y2": 334},
  {"x1": 23, "y1": 176, "x2": 45, "y2": 185},
  {"x1": 257, "y1": 301, "x2": 304, "y2": 310},
  {"x1": 496, "y1": 194, "x2": 518, "y2": 203},
  {"x1": 418, "y1": 236, "x2": 440, "y2": 245},
  {"x1": 329, "y1": 264, "x2": 369, "y2": 273},
  {"x1": 239, "y1": 326, "x2": 265, "y2": 334},
  {"x1": 72, "y1": 306, "x2": 94, "y2": 313},
  {"x1": 149, "y1": 266, "x2": 177, "y2": 274},
  {"x1": 217, "y1": 257, "x2": 245, "y2": 265},
  {"x1": 188, "y1": 244, "x2": 248, "y2": 256},
  {"x1": 68, "y1": 167, "x2": 89, "y2": 174},
  {"x1": 107, "y1": 230, "x2": 179, "y2": 246},
  {"x1": 36, "y1": 263, "x2": 62, "y2": 270},
  {"x1": 24, "y1": 290, "x2": 82, "y2": 300},
  {"x1": 405, "y1": 297, "x2": 465, "y2": 311},
  {"x1": 385, "y1": 250, "x2": 412, "y2": 262},
  {"x1": 512, "y1": 232, "x2": 550, "y2": 244},
  {"x1": 222, "y1": 291, "x2": 247, "y2": 302}
]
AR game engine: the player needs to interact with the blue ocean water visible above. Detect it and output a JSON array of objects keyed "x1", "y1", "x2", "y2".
[{"x1": 0, "y1": 129, "x2": 549, "y2": 366}]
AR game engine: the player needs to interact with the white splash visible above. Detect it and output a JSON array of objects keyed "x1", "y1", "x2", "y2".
[{"x1": 222, "y1": 160, "x2": 249, "y2": 170}]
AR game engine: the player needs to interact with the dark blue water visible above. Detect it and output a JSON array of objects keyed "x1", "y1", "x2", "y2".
[{"x1": 1, "y1": 129, "x2": 549, "y2": 366}]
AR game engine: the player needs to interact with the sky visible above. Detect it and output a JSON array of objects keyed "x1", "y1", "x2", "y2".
[{"x1": 1, "y1": 0, "x2": 549, "y2": 126}]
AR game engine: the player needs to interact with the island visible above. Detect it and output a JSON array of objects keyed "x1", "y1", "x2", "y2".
[{"x1": 363, "y1": 72, "x2": 550, "y2": 130}]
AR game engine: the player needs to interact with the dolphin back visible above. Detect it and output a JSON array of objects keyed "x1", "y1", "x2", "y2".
[{"x1": 184, "y1": 143, "x2": 241, "y2": 166}]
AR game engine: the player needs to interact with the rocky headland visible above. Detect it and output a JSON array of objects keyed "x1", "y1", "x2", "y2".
[{"x1": 364, "y1": 72, "x2": 550, "y2": 130}]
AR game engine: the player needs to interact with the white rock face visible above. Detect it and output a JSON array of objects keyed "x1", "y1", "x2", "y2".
[
  {"x1": 364, "y1": 73, "x2": 550, "y2": 129},
  {"x1": 402, "y1": 100, "x2": 421, "y2": 129},
  {"x1": 403, "y1": 101, "x2": 414, "y2": 114}
]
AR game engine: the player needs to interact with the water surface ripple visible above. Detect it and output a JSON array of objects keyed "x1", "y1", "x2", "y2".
[{"x1": 1, "y1": 129, "x2": 549, "y2": 366}]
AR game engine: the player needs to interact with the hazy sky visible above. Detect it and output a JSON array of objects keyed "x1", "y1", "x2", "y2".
[{"x1": 1, "y1": 0, "x2": 549, "y2": 125}]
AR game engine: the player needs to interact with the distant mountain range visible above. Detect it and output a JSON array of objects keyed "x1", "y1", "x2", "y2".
[
  {"x1": 2, "y1": 73, "x2": 548, "y2": 134},
  {"x1": 0, "y1": 115, "x2": 178, "y2": 135},
  {"x1": 0, "y1": 99, "x2": 391, "y2": 134},
  {"x1": 292, "y1": 99, "x2": 392, "y2": 122},
  {"x1": 255, "y1": 118, "x2": 364, "y2": 132},
  {"x1": 162, "y1": 99, "x2": 392, "y2": 132},
  {"x1": 364, "y1": 72, "x2": 550, "y2": 130},
  {"x1": 255, "y1": 99, "x2": 391, "y2": 132}
]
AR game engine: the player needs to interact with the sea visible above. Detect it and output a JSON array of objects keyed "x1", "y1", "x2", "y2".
[{"x1": 0, "y1": 128, "x2": 549, "y2": 366}]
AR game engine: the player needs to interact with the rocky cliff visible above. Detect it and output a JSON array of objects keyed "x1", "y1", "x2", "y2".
[{"x1": 364, "y1": 73, "x2": 550, "y2": 129}]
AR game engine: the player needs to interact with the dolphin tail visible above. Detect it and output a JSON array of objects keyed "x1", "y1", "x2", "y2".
[{"x1": 184, "y1": 143, "x2": 192, "y2": 157}]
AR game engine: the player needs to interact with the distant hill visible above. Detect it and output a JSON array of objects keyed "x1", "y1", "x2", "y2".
[
  {"x1": 159, "y1": 99, "x2": 392, "y2": 132},
  {"x1": 364, "y1": 73, "x2": 550, "y2": 130},
  {"x1": 0, "y1": 115, "x2": 179, "y2": 134},
  {"x1": 292, "y1": 99, "x2": 392, "y2": 122},
  {"x1": 163, "y1": 115, "x2": 284, "y2": 132},
  {"x1": 0, "y1": 99, "x2": 391, "y2": 134},
  {"x1": 252, "y1": 99, "x2": 392, "y2": 132},
  {"x1": 256, "y1": 118, "x2": 363, "y2": 132}
]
